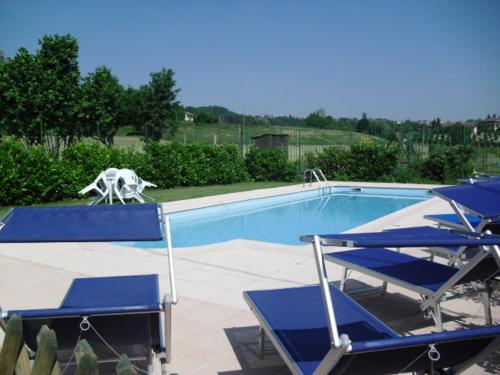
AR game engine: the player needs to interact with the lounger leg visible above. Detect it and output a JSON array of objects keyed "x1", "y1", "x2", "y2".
[
  {"x1": 433, "y1": 304, "x2": 443, "y2": 332},
  {"x1": 482, "y1": 281, "x2": 493, "y2": 325},
  {"x1": 147, "y1": 348, "x2": 154, "y2": 375},
  {"x1": 340, "y1": 267, "x2": 348, "y2": 291},
  {"x1": 160, "y1": 358, "x2": 168, "y2": 375},
  {"x1": 258, "y1": 326, "x2": 266, "y2": 359},
  {"x1": 381, "y1": 281, "x2": 388, "y2": 295},
  {"x1": 164, "y1": 303, "x2": 172, "y2": 363}
]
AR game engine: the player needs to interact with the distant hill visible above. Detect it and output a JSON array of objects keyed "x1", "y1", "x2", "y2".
[{"x1": 184, "y1": 105, "x2": 306, "y2": 126}]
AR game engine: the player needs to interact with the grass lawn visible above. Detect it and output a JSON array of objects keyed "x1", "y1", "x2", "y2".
[{"x1": 0, "y1": 181, "x2": 296, "y2": 217}]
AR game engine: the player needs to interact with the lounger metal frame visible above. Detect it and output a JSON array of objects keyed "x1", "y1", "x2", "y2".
[
  {"x1": 0, "y1": 306, "x2": 172, "y2": 374},
  {"x1": 315, "y1": 230, "x2": 500, "y2": 331},
  {"x1": 243, "y1": 235, "x2": 353, "y2": 375}
]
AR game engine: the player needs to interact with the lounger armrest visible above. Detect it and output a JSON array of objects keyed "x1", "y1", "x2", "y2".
[{"x1": 5, "y1": 303, "x2": 162, "y2": 319}]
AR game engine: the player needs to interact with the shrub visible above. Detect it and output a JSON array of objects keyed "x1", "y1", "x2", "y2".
[
  {"x1": 347, "y1": 144, "x2": 399, "y2": 181},
  {"x1": 309, "y1": 147, "x2": 350, "y2": 180},
  {"x1": 61, "y1": 143, "x2": 133, "y2": 195},
  {"x1": 0, "y1": 139, "x2": 69, "y2": 205},
  {"x1": 417, "y1": 146, "x2": 474, "y2": 183},
  {"x1": 142, "y1": 142, "x2": 247, "y2": 187},
  {"x1": 245, "y1": 147, "x2": 298, "y2": 182},
  {"x1": 0, "y1": 140, "x2": 248, "y2": 206},
  {"x1": 308, "y1": 144, "x2": 399, "y2": 181}
]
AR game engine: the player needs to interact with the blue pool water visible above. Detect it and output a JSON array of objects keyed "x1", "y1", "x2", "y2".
[{"x1": 117, "y1": 187, "x2": 430, "y2": 248}]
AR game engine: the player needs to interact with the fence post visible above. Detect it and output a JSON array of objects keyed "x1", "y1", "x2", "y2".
[
  {"x1": 17, "y1": 347, "x2": 32, "y2": 375},
  {"x1": 0, "y1": 316, "x2": 24, "y2": 375},
  {"x1": 116, "y1": 354, "x2": 137, "y2": 375},
  {"x1": 75, "y1": 340, "x2": 98, "y2": 375},
  {"x1": 32, "y1": 325, "x2": 58, "y2": 375}
]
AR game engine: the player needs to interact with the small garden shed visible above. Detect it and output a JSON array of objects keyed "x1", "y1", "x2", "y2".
[{"x1": 251, "y1": 133, "x2": 289, "y2": 151}]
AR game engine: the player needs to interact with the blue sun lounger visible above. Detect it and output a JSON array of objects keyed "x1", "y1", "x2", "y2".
[
  {"x1": 245, "y1": 285, "x2": 500, "y2": 375},
  {"x1": 0, "y1": 204, "x2": 177, "y2": 374},
  {"x1": 245, "y1": 232, "x2": 500, "y2": 374},
  {"x1": 425, "y1": 213, "x2": 483, "y2": 230},
  {"x1": 3, "y1": 274, "x2": 164, "y2": 373},
  {"x1": 422, "y1": 180, "x2": 500, "y2": 263},
  {"x1": 429, "y1": 180, "x2": 500, "y2": 234},
  {"x1": 301, "y1": 227, "x2": 500, "y2": 330}
]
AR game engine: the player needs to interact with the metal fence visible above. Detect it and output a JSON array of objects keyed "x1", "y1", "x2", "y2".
[{"x1": 166, "y1": 122, "x2": 500, "y2": 174}]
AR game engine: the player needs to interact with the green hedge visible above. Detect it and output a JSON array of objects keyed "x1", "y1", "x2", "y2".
[
  {"x1": 141, "y1": 142, "x2": 248, "y2": 187},
  {"x1": 0, "y1": 140, "x2": 249, "y2": 206},
  {"x1": 416, "y1": 146, "x2": 474, "y2": 183},
  {"x1": 308, "y1": 144, "x2": 400, "y2": 181},
  {"x1": 244, "y1": 147, "x2": 298, "y2": 182},
  {"x1": 308, "y1": 144, "x2": 474, "y2": 184},
  {"x1": 0, "y1": 140, "x2": 70, "y2": 205},
  {"x1": 0, "y1": 139, "x2": 477, "y2": 207}
]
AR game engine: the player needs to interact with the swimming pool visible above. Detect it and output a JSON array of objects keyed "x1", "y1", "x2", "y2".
[{"x1": 116, "y1": 186, "x2": 431, "y2": 248}]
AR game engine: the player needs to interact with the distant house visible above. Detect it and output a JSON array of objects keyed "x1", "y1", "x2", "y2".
[
  {"x1": 184, "y1": 112, "x2": 194, "y2": 122},
  {"x1": 465, "y1": 114, "x2": 499, "y2": 135}
]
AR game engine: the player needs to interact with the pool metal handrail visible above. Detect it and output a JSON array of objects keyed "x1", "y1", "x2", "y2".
[{"x1": 302, "y1": 168, "x2": 332, "y2": 194}]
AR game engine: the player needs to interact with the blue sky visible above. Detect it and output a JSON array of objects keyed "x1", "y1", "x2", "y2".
[{"x1": 1, "y1": 0, "x2": 499, "y2": 120}]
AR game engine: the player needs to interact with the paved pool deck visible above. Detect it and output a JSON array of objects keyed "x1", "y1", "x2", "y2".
[{"x1": 0, "y1": 182, "x2": 498, "y2": 374}]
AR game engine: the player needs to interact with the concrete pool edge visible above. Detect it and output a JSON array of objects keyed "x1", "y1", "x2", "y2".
[
  {"x1": 128, "y1": 181, "x2": 445, "y2": 249},
  {"x1": 168, "y1": 185, "x2": 431, "y2": 226},
  {"x1": 161, "y1": 181, "x2": 445, "y2": 215}
]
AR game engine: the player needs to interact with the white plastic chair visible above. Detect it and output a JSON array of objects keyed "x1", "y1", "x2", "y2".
[
  {"x1": 79, "y1": 168, "x2": 120, "y2": 205},
  {"x1": 136, "y1": 175, "x2": 157, "y2": 201},
  {"x1": 78, "y1": 172, "x2": 109, "y2": 206},
  {"x1": 113, "y1": 169, "x2": 156, "y2": 204},
  {"x1": 103, "y1": 168, "x2": 119, "y2": 203}
]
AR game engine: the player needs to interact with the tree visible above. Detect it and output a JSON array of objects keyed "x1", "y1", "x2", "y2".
[
  {"x1": 0, "y1": 48, "x2": 41, "y2": 144},
  {"x1": 141, "y1": 68, "x2": 180, "y2": 142},
  {"x1": 305, "y1": 109, "x2": 333, "y2": 128},
  {"x1": 120, "y1": 87, "x2": 147, "y2": 133},
  {"x1": 315, "y1": 108, "x2": 327, "y2": 118},
  {"x1": 35, "y1": 34, "x2": 81, "y2": 153},
  {"x1": 0, "y1": 50, "x2": 7, "y2": 65},
  {"x1": 80, "y1": 66, "x2": 124, "y2": 145},
  {"x1": 195, "y1": 112, "x2": 218, "y2": 124},
  {"x1": 0, "y1": 34, "x2": 81, "y2": 155},
  {"x1": 356, "y1": 112, "x2": 369, "y2": 133}
]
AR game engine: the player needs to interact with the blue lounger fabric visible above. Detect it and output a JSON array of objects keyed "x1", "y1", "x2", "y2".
[
  {"x1": 301, "y1": 226, "x2": 500, "y2": 247},
  {"x1": 0, "y1": 204, "x2": 163, "y2": 242},
  {"x1": 8, "y1": 274, "x2": 162, "y2": 318},
  {"x1": 245, "y1": 285, "x2": 397, "y2": 375},
  {"x1": 8, "y1": 274, "x2": 163, "y2": 372},
  {"x1": 432, "y1": 180, "x2": 500, "y2": 219},
  {"x1": 326, "y1": 248, "x2": 458, "y2": 292},
  {"x1": 245, "y1": 284, "x2": 500, "y2": 375},
  {"x1": 425, "y1": 213, "x2": 482, "y2": 228}
]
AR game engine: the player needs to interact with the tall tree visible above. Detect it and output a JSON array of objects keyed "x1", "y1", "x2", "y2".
[
  {"x1": 36, "y1": 34, "x2": 81, "y2": 153},
  {"x1": 80, "y1": 66, "x2": 124, "y2": 145},
  {"x1": 0, "y1": 48, "x2": 40, "y2": 144},
  {"x1": 0, "y1": 34, "x2": 81, "y2": 155},
  {"x1": 305, "y1": 109, "x2": 333, "y2": 128},
  {"x1": 141, "y1": 68, "x2": 180, "y2": 142},
  {"x1": 120, "y1": 87, "x2": 146, "y2": 133},
  {"x1": 0, "y1": 50, "x2": 7, "y2": 65},
  {"x1": 356, "y1": 112, "x2": 369, "y2": 133}
]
